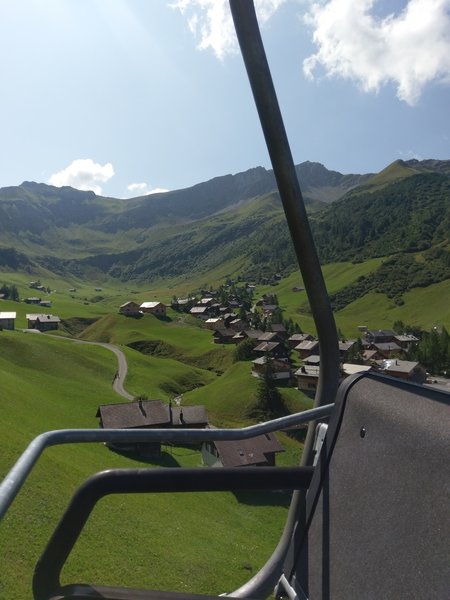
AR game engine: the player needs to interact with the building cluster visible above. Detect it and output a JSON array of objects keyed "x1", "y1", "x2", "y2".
[
  {"x1": 119, "y1": 301, "x2": 167, "y2": 317},
  {"x1": 118, "y1": 288, "x2": 427, "y2": 394},
  {"x1": 0, "y1": 311, "x2": 61, "y2": 332},
  {"x1": 96, "y1": 398, "x2": 283, "y2": 467}
]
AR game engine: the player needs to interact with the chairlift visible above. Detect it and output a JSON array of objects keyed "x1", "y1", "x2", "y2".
[{"x1": 0, "y1": 2, "x2": 448, "y2": 599}]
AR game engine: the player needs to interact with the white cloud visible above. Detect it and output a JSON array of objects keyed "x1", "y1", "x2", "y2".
[
  {"x1": 303, "y1": 0, "x2": 450, "y2": 105},
  {"x1": 48, "y1": 159, "x2": 114, "y2": 195},
  {"x1": 171, "y1": 0, "x2": 287, "y2": 60},
  {"x1": 127, "y1": 182, "x2": 169, "y2": 196}
]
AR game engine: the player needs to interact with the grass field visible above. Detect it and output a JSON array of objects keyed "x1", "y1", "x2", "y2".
[{"x1": 0, "y1": 330, "x2": 298, "y2": 599}]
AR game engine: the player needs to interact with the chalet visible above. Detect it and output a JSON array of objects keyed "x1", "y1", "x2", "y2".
[
  {"x1": 202, "y1": 431, "x2": 284, "y2": 468},
  {"x1": 258, "y1": 331, "x2": 283, "y2": 343},
  {"x1": 338, "y1": 340, "x2": 356, "y2": 361},
  {"x1": 96, "y1": 400, "x2": 208, "y2": 457},
  {"x1": 119, "y1": 301, "x2": 141, "y2": 316},
  {"x1": 232, "y1": 329, "x2": 264, "y2": 343},
  {"x1": 39, "y1": 300, "x2": 52, "y2": 308},
  {"x1": 295, "y1": 339, "x2": 319, "y2": 360},
  {"x1": 251, "y1": 356, "x2": 291, "y2": 380},
  {"x1": 0, "y1": 312, "x2": 16, "y2": 330},
  {"x1": 205, "y1": 317, "x2": 224, "y2": 330},
  {"x1": 270, "y1": 324, "x2": 288, "y2": 338},
  {"x1": 24, "y1": 297, "x2": 41, "y2": 304},
  {"x1": 295, "y1": 364, "x2": 320, "y2": 393},
  {"x1": 363, "y1": 349, "x2": 382, "y2": 363},
  {"x1": 262, "y1": 304, "x2": 278, "y2": 316},
  {"x1": 222, "y1": 312, "x2": 238, "y2": 326},
  {"x1": 364, "y1": 329, "x2": 396, "y2": 344},
  {"x1": 140, "y1": 301, "x2": 166, "y2": 316},
  {"x1": 377, "y1": 359, "x2": 427, "y2": 383},
  {"x1": 254, "y1": 341, "x2": 289, "y2": 361},
  {"x1": 213, "y1": 328, "x2": 237, "y2": 344},
  {"x1": 172, "y1": 297, "x2": 195, "y2": 311},
  {"x1": 26, "y1": 314, "x2": 60, "y2": 332},
  {"x1": 228, "y1": 300, "x2": 241, "y2": 309},
  {"x1": 287, "y1": 333, "x2": 314, "y2": 349},
  {"x1": 229, "y1": 318, "x2": 245, "y2": 331},
  {"x1": 394, "y1": 334, "x2": 420, "y2": 350},
  {"x1": 190, "y1": 306, "x2": 210, "y2": 320},
  {"x1": 367, "y1": 342, "x2": 403, "y2": 359},
  {"x1": 199, "y1": 297, "x2": 214, "y2": 306}
]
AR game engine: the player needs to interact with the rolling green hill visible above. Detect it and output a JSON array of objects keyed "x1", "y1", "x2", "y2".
[{"x1": 0, "y1": 319, "x2": 305, "y2": 599}]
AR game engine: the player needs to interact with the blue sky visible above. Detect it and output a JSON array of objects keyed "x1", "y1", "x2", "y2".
[{"x1": 0, "y1": 0, "x2": 449, "y2": 198}]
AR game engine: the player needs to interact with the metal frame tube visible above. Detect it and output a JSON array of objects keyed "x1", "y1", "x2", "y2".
[
  {"x1": 0, "y1": 404, "x2": 333, "y2": 522},
  {"x1": 228, "y1": 2, "x2": 340, "y2": 596}
]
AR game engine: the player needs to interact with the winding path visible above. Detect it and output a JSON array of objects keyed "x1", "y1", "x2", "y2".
[{"x1": 28, "y1": 330, "x2": 134, "y2": 401}]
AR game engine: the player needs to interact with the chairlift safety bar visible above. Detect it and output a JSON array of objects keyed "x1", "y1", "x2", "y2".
[{"x1": 0, "y1": 403, "x2": 334, "y2": 522}]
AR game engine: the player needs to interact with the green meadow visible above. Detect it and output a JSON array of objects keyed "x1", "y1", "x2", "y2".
[{"x1": 0, "y1": 330, "x2": 296, "y2": 599}]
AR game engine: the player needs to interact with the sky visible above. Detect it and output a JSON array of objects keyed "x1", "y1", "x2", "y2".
[{"x1": 0, "y1": 0, "x2": 449, "y2": 198}]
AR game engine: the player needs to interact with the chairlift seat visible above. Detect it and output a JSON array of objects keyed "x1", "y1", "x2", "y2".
[{"x1": 284, "y1": 371, "x2": 450, "y2": 600}]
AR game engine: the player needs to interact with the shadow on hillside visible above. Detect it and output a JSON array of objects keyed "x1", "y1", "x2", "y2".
[
  {"x1": 233, "y1": 489, "x2": 293, "y2": 508},
  {"x1": 108, "y1": 446, "x2": 181, "y2": 467},
  {"x1": 155, "y1": 314, "x2": 173, "y2": 323}
]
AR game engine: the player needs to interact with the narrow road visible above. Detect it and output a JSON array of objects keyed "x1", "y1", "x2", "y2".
[
  {"x1": 60, "y1": 338, "x2": 134, "y2": 401},
  {"x1": 24, "y1": 330, "x2": 134, "y2": 401}
]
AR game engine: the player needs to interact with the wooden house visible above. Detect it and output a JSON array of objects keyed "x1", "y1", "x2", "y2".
[
  {"x1": 251, "y1": 356, "x2": 291, "y2": 380},
  {"x1": 140, "y1": 301, "x2": 166, "y2": 316},
  {"x1": 26, "y1": 314, "x2": 60, "y2": 331},
  {"x1": 202, "y1": 431, "x2": 284, "y2": 468},
  {"x1": 96, "y1": 400, "x2": 208, "y2": 456},
  {"x1": 0, "y1": 312, "x2": 16, "y2": 330},
  {"x1": 119, "y1": 301, "x2": 141, "y2": 316}
]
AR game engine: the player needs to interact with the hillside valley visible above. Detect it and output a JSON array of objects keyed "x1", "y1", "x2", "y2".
[{"x1": 0, "y1": 158, "x2": 449, "y2": 312}]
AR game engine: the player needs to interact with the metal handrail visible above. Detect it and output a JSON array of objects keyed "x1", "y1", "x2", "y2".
[{"x1": 0, "y1": 403, "x2": 334, "y2": 522}]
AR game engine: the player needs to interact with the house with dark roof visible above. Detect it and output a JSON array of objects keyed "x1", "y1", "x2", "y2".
[
  {"x1": 26, "y1": 313, "x2": 61, "y2": 331},
  {"x1": 251, "y1": 356, "x2": 292, "y2": 380},
  {"x1": 213, "y1": 328, "x2": 237, "y2": 344},
  {"x1": 96, "y1": 400, "x2": 208, "y2": 456},
  {"x1": 202, "y1": 431, "x2": 284, "y2": 467},
  {"x1": 363, "y1": 329, "x2": 396, "y2": 344},
  {"x1": 287, "y1": 333, "x2": 315, "y2": 349},
  {"x1": 232, "y1": 329, "x2": 264, "y2": 343},
  {"x1": 269, "y1": 323, "x2": 288, "y2": 338},
  {"x1": 368, "y1": 342, "x2": 403, "y2": 359},
  {"x1": 295, "y1": 339, "x2": 319, "y2": 359},
  {"x1": 254, "y1": 341, "x2": 289, "y2": 361},
  {"x1": 119, "y1": 301, "x2": 141, "y2": 316},
  {"x1": 190, "y1": 306, "x2": 210, "y2": 320}
]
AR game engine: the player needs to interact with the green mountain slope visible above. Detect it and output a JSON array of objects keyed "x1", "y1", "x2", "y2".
[{"x1": 0, "y1": 160, "x2": 448, "y2": 308}]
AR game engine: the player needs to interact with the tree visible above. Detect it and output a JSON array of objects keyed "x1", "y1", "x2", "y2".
[
  {"x1": 233, "y1": 338, "x2": 256, "y2": 362},
  {"x1": 346, "y1": 338, "x2": 364, "y2": 364},
  {"x1": 252, "y1": 354, "x2": 286, "y2": 419}
]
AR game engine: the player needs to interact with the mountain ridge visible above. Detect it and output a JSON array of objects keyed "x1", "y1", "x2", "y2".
[{"x1": 0, "y1": 159, "x2": 448, "y2": 294}]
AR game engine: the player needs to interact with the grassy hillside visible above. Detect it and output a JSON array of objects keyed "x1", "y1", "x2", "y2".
[{"x1": 0, "y1": 330, "x2": 299, "y2": 599}]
